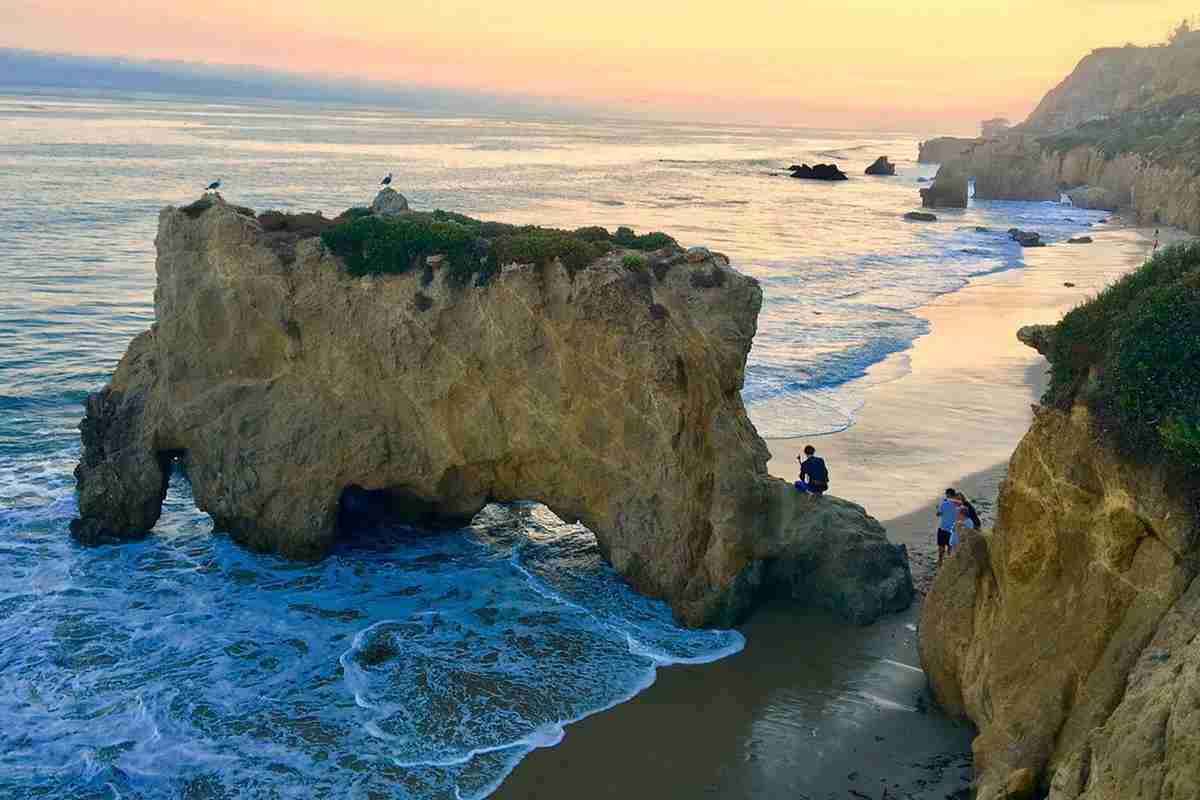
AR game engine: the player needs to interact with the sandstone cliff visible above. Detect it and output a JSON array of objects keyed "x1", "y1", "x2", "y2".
[
  {"x1": 1023, "y1": 41, "x2": 1200, "y2": 134},
  {"x1": 919, "y1": 38, "x2": 1200, "y2": 233},
  {"x1": 920, "y1": 256, "x2": 1200, "y2": 800},
  {"x1": 922, "y1": 134, "x2": 1200, "y2": 233},
  {"x1": 71, "y1": 194, "x2": 913, "y2": 628}
]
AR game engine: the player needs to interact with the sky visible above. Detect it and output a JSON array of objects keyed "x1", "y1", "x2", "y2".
[{"x1": 3, "y1": 0, "x2": 1197, "y2": 130}]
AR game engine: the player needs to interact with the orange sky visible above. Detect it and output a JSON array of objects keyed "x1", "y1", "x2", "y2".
[{"x1": 5, "y1": 0, "x2": 1196, "y2": 129}]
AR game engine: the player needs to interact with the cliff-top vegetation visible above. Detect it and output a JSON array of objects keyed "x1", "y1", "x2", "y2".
[
  {"x1": 1045, "y1": 241, "x2": 1200, "y2": 469},
  {"x1": 319, "y1": 210, "x2": 676, "y2": 288},
  {"x1": 1039, "y1": 95, "x2": 1200, "y2": 173}
]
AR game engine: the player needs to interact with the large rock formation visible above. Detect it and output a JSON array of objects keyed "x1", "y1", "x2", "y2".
[
  {"x1": 1023, "y1": 42, "x2": 1200, "y2": 135},
  {"x1": 918, "y1": 39, "x2": 1200, "y2": 232},
  {"x1": 920, "y1": 345, "x2": 1199, "y2": 798},
  {"x1": 920, "y1": 159, "x2": 969, "y2": 208},
  {"x1": 71, "y1": 194, "x2": 912, "y2": 628}
]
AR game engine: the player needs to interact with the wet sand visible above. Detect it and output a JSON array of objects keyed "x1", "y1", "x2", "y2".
[{"x1": 499, "y1": 223, "x2": 1179, "y2": 800}]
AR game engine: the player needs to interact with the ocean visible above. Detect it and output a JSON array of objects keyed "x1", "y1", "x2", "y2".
[{"x1": 0, "y1": 91, "x2": 1105, "y2": 799}]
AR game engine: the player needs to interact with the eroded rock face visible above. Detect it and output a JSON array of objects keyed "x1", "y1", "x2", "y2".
[
  {"x1": 71, "y1": 196, "x2": 912, "y2": 627},
  {"x1": 919, "y1": 399, "x2": 1199, "y2": 799}
]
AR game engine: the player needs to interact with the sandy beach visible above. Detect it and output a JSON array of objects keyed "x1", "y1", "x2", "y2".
[{"x1": 498, "y1": 222, "x2": 1180, "y2": 799}]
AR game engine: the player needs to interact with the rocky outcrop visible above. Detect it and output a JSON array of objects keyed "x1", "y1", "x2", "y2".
[
  {"x1": 1015, "y1": 324, "x2": 1054, "y2": 356},
  {"x1": 789, "y1": 163, "x2": 848, "y2": 181},
  {"x1": 865, "y1": 156, "x2": 896, "y2": 176},
  {"x1": 921, "y1": 134, "x2": 1200, "y2": 232},
  {"x1": 920, "y1": 344, "x2": 1199, "y2": 798},
  {"x1": 370, "y1": 187, "x2": 409, "y2": 216},
  {"x1": 920, "y1": 159, "x2": 969, "y2": 208},
  {"x1": 917, "y1": 136, "x2": 978, "y2": 164},
  {"x1": 71, "y1": 194, "x2": 913, "y2": 628},
  {"x1": 1008, "y1": 228, "x2": 1044, "y2": 247},
  {"x1": 917, "y1": 36, "x2": 1200, "y2": 233}
]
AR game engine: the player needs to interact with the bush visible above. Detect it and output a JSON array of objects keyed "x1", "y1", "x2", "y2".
[
  {"x1": 622, "y1": 254, "x2": 647, "y2": 270},
  {"x1": 322, "y1": 209, "x2": 677, "y2": 286},
  {"x1": 1044, "y1": 241, "x2": 1200, "y2": 468},
  {"x1": 320, "y1": 215, "x2": 479, "y2": 279}
]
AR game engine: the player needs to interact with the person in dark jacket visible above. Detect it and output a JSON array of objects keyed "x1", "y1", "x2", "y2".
[{"x1": 795, "y1": 445, "x2": 829, "y2": 496}]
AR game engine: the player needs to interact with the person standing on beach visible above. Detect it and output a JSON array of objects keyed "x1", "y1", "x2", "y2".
[
  {"x1": 936, "y1": 488, "x2": 960, "y2": 567},
  {"x1": 795, "y1": 445, "x2": 829, "y2": 496}
]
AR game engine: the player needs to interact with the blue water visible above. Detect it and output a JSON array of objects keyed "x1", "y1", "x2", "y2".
[{"x1": 0, "y1": 91, "x2": 1106, "y2": 799}]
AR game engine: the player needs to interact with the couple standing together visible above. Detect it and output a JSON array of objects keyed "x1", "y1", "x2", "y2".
[{"x1": 936, "y1": 488, "x2": 979, "y2": 566}]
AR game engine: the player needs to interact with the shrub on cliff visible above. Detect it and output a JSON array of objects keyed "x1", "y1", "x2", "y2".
[
  {"x1": 1045, "y1": 241, "x2": 1200, "y2": 468},
  {"x1": 321, "y1": 209, "x2": 677, "y2": 287}
]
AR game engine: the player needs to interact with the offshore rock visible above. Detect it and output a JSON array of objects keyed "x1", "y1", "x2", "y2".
[
  {"x1": 903, "y1": 211, "x2": 937, "y2": 222},
  {"x1": 1008, "y1": 228, "x2": 1044, "y2": 247},
  {"x1": 70, "y1": 195, "x2": 913, "y2": 628},
  {"x1": 789, "y1": 163, "x2": 848, "y2": 181},
  {"x1": 865, "y1": 156, "x2": 896, "y2": 176},
  {"x1": 920, "y1": 160, "x2": 969, "y2": 208},
  {"x1": 920, "y1": 395, "x2": 1199, "y2": 797}
]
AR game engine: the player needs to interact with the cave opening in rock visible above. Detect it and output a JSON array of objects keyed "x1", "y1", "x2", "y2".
[{"x1": 336, "y1": 484, "x2": 475, "y2": 534}]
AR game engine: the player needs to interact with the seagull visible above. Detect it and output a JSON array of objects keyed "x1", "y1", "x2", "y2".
[
  {"x1": 206, "y1": 180, "x2": 221, "y2": 192},
  {"x1": 380, "y1": 173, "x2": 392, "y2": 187}
]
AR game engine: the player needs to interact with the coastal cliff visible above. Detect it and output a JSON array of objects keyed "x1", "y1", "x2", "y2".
[
  {"x1": 920, "y1": 243, "x2": 1200, "y2": 799},
  {"x1": 920, "y1": 37, "x2": 1200, "y2": 231},
  {"x1": 71, "y1": 193, "x2": 913, "y2": 628}
]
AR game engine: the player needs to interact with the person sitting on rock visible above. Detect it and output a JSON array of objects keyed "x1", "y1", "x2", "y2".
[
  {"x1": 936, "y1": 488, "x2": 961, "y2": 567},
  {"x1": 795, "y1": 445, "x2": 829, "y2": 496}
]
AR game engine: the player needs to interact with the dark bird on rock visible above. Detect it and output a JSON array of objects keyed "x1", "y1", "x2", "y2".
[
  {"x1": 206, "y1": 180, "x2": 221, "y2": 192},
  {"x1": 380, "y1": 173, "x2": 392, "y2": 187}
]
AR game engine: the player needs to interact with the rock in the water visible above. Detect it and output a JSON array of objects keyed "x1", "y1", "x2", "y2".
[
  {"x1": 1067, "y1": 235, "x2": 1093, "y2": 244},
  {"x1": 70, "y1": 194, "x2": 913, "y2": 629},
  {"x1": 865, "y1": 156, "x2": 896, "y2": 176},
  {"x1": 370, "y1": 187, "x2": 409, "y2": 216},
  {"x1": 1065, "y1": 185, "x2": 1125, "y2": 211},
  {"x1": 1008, "y1": 228, "x2": 1044, "y2": 247},
  {"x1": 789, "y1": 163, "x2": 848, "y2": 181},
  {"x1": 903, "y1": 211, "x2": 937, "y2": 222},
  {"x1": 919, "y1": 161, "x2": 968, "y2": 208}
]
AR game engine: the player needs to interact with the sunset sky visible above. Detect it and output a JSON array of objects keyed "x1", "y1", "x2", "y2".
[{"x1": 5, "y1": 0, "x2": 1197, "y2": 129}]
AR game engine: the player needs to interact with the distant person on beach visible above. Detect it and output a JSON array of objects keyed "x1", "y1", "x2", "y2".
[
  {"x1": 948, "y1": 504, "x2": 976, "y2": 556},
  {"x1": 795, "y1": 445, "x2": 829, "y2": 496},
  {"x1": 936, "y1": 488, "x2": 960, "y2": 567}
]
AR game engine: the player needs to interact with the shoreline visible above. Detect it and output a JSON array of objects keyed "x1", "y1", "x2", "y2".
[{"x1": 498, "y1": 221, "x2": 1180, "y2": 800}]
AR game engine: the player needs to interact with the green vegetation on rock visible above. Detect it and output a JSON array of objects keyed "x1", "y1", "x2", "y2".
[
  {"x1": 1039, "y1": 95, "x2": 1200, "y2": 173},
  {"x1": 319, "y1": 209, "x2": 677, "y2": 288},
  {"x1": 1045, "y1": 241, "x2": 1200, "y2": 468}
]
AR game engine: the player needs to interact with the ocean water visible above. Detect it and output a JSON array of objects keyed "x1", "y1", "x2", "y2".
[{"x1": 0, "y1": 91, "x2": 1105, "y2": 799}]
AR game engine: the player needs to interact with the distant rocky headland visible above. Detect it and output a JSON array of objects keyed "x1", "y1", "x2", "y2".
[
  {"x1": 70, "y1": 190, "x2": 913, "y2": 628},
  {"x1": 919, "y1": 36, "x2": 1200, "y2": 233}
]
